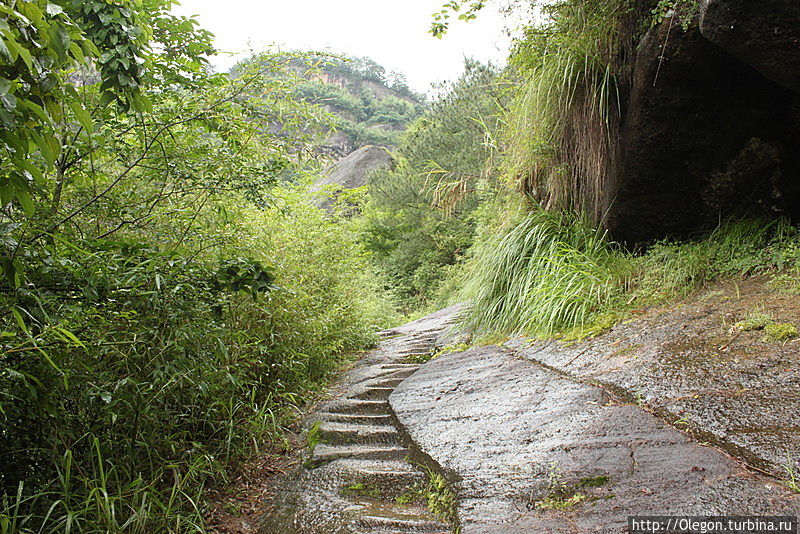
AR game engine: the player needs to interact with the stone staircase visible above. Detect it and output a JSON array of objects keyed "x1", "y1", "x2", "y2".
[{"x1": 259, "y1": 307, "x2": 461, "y2": 534}]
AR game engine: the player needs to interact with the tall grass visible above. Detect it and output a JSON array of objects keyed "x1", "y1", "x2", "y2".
[
  {"x1": 635, "y1": 218, "x2": 799, "y2": 301},
  {"x1": 459, "y1": 208, "x2": 628, "y2": 336},
  {"x1": 504, "y1": 0, "x2": 635, "y2": 222},
  {"x1": 459, "y1": 210, "x2": 800, "y2": 337}
]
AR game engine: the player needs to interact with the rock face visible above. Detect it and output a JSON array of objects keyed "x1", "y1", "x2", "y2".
[
  {"x1": 606, "y1": 15, "x2": 800, "y2": 244},
  {"x1": 312, "y1": 145, "x2": 393, "y2": 211},
  {"x1": 390, "y1": 345, "x2": 800, "y2": 533},
  {"x1": 699, "y1": 0, "x2": 800, "y2": 93},
  {"x1": 512, "y1": 275, "x2": 800, "y2": 478}
]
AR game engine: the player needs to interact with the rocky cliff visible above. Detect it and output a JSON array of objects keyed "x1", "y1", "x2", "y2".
[
  {"x1": 533, "y1": 1, "x2": 800, "y2": 244},
  {"x1": 312, "y1": 145, "x2": 394, "y2": 211}
]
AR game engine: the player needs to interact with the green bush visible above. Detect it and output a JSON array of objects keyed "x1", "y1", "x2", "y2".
[
  {"x1": 0, "y1": 187, "x2": 394, "y2": 532},
  {"x1": 360, "y1": 61, "x2": 504, "y2": 310}
]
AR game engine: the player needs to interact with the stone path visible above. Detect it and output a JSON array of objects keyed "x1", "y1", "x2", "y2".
[
  {"x1": 259, "y1": 307, "x2": 461, "y2": 534},
  {"x1": 509, "y1": 276, "x2": 800, "y2": 477},
  {"x1": 390, "y1": 344, "x2": 800, "y2": 534}
]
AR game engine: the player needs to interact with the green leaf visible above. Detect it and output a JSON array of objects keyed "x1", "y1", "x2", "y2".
[
  {"x1": 0, "y1": 182, "x2": 12, "y2": 206},
  {"x1": 34, "y1": 132, "x2": 60, "y2": 166},
  {"x1": 68, "y1": 41, "x2": 85, "y2": 63},
  {"x1": 18, "y1": 2, "x2": 43, "y2": 24},
  {"x1": 0, "y1": 36, "x2": 12, "y2": 62},
  {"x1": 14, "y1": 158, "x2": 45, "y2": 186},
  {"x1": 21, "y1": 99, "x2": 51, "y2": 125},
  {"x1": 69, "y1": 101, "x2": 92, "y2": 133},
  {"x1": 0, "y1": 92, "x2": 17, "y2": 112},
  {"x1": 15, "y1": 44, "x2": 32, "y2": 72},
  {"x1": 45, "y1": 3, "x2": 64, "y2": 16},
  {"x1": 16, "y1": 187, "x2": 34, "y2": 217},
  {"x1": 11, "y1": 307, "x2": 28, "y2": 333},
  {"x1": 54, "y1": 326, "x2": 85, "y2": 348}
]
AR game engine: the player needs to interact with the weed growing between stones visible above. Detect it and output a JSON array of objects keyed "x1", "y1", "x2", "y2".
[
  {"x1": 302, "y1": 422, "x2": 326, "y2": 469},
  {"x1": 762, "y1": 323, "x2": 799, "y2": 343},
  {"x1": 306, "y1": 422, "x2": 323, "y2": 450},
  {"x1": 767, "y1": 274, "x2": 800, "y2": 295},
  {"x1": 395, "y1": 467, "x2": 458, "y2": 526},
  {"x1": 530, "y1": 463, "x2": 611, "y2": 511},
  {"x1": 734, "y1": 312, "x2": 774, "y2": 332},
  {"x1": 407, "y1": 342, "x2": 472, "y2": 364},
  {"x1": 340, "y1": 482, "x2": 381, "y2": 499},
  {"x1": 731, "y1": 311, "x2": 799, "y2": 342},
  {"x1": 784, "y1": 463, "x2": 800, "y2": 494}
]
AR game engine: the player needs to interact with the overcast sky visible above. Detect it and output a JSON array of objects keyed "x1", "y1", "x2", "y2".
[{"x1": 171, "y1": 1, "x2": 516, "y2": 94}]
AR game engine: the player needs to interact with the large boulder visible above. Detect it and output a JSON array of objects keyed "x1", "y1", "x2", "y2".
[
  {"x1": 699, "y1": 0, "x2": 800, "y2": 93},
  {"x1": 312, "y1": 145, "x2": 393, "y2": 211},
  {"x1": 605, "y1": 16, "x2": 800, "y2": 244}
]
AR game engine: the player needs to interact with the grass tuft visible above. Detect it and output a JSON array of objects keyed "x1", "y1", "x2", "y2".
[
  {"x1": 762, "y1": 323, "x2": 798, "y2": 343},
  {"x1": 733, "y1": 312, "x2": 774, "y2": 332},
  {"x1": 460, "y1": 212, "x2": 800, "y2": 338},
  {"x1": 459, "y1": 208, "x2": 628, "y2": 336}
]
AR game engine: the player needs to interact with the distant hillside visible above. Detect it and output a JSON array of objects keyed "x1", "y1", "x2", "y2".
[{"x1": 291, "y1": 54, "x2": 427, "y2": 156}]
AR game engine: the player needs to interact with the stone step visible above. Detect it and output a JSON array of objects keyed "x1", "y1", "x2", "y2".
[
  {"x1": 333, "y1": 459, "x2": 426, "y2": 499},
  {"x1": 400, "y1": 350, "x2": 431, "y2": 357},
  {"x1": 354, "y1": 513, "x2": 450, "y2": 531},
  {"x1": 334, "y1": 458, "x2": 419, "y2": 477},
  {"x1": 362, "y1": 376, "x2": 406, "y2": 388},
  {"x1": 400, "y1": 344, "x2": 434, "y2": 350},
  {"x1": 310, "y1": 444, "x2": 408, "y2": 464},
  {"x1": 404, "y1": 342, "x2": 436, "y2": 349},
  {"x1": 317, "y1": 421, "x2": 400, "y2": 445},
  {"x1": 378, "y1": 329, "x2": 402, "y2": 338},
  {"x1": 372, "y1": 368, "x2": 418, "y2": 380},
  {"x1": 352, "y1": 387, "x2": 396, "y2": 400},
  {"x1": 380, "y1": 363, "x2": 420, "y2": 370},
  {"x1": 316, "y1": 412, "x2": 394, "y2": 425},
  {"x1": 408, "y1": 333, "x2": 438, "y2": 340},
  {"x1": 325, "y1": 398, "x2": 389, "y2": 415}
]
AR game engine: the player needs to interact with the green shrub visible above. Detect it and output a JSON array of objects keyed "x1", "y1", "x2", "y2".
[
  {"x1": 0, "y1": 186, "x2": 394, "y2": 532},
  {"x1": 361, "y1": 61, "x2": 504, "y2": 311}
]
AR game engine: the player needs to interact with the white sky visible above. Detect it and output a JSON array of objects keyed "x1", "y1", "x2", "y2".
[{"x1": 171, "y1": 0, "x2": 515, "y2": 94}]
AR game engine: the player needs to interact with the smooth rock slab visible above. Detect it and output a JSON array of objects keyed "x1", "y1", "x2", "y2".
[
  {"x1": 513, "y1": 277, "x2": 800, "y2": 477},
  {"x1": 390, "y1": 346, "x2": 800, "y2": 533}
]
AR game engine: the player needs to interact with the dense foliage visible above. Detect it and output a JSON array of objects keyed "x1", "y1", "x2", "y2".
[
  {"x1": 460, "y1": 212, "x2": 800, "y2": 337},
  {"x1": 421, "y1": 0, "x2": 800, "y2": 338},
  {"x1": 359, "y1": 60, "x2": 505, "y2": 310},
  {"x1": 2, "y1": 0, "x2": 795, "y2": 529},
  {"x1": 0, "y1": 2, "x2": 393, "y2": 531}
]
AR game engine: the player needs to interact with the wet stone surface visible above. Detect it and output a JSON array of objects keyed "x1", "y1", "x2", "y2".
[
  {"x1": 511, "y1": 277, "x2": 800, "y2": 476},
  {"x1": 258, "y1": 306, "x2": 461, "y2": 534},
  {"x1": 390, "y1": 344, "x2": 800, "y2": 534}
]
